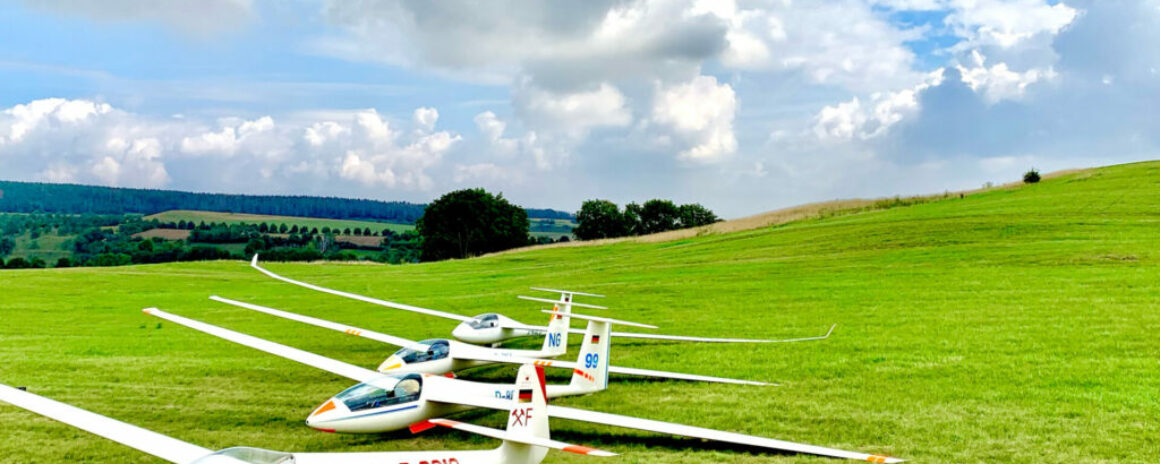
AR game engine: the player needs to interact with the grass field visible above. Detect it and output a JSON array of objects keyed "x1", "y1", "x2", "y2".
[
  {"x1": 145, "y1": 210, "x2": 415, "y2": 234},
  {"x1": 2, "y1": 161, "x2": 1159, "y2": 463},
  {"x1": 6, "y1": 230, "x2": 73, "y2": 262}
]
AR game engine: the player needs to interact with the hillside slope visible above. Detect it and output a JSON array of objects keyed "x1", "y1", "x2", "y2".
[{"x1": 0, "y1": 161, "x2": 1157, "y2": 463}]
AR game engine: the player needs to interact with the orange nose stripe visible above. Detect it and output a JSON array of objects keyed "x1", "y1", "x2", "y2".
[{"x1": 312, "y1": 400, "x2": 336, "y2": 417}]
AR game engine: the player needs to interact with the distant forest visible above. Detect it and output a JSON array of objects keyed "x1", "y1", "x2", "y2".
[{"x1": 0, "y1": 180, "x2": 573, "y2": 222}]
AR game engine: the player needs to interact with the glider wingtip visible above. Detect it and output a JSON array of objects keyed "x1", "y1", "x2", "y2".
[{"x1": 142, "y1": 307, "x2": 158, "y2": 315}]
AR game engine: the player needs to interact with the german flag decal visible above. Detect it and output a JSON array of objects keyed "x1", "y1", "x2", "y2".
[
  {"x1": 591, "y1": 335, "x2": 601, "y2": 344},
  {"x1": 518, "y1": 388, "x2": 533, "y2": 403}
]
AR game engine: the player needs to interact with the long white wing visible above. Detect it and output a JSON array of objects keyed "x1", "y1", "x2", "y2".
[
  {"x1": 250, "y1": 255, "x2": 472, "y2": 322},
  {"x1": 0, "y1": 383, "x2": 218, "y2": 464},
  {"x1": 209, "y1": 296, "x2": 416, "y2": 348},
  {"x1": 144, "y1": 308, "x2": 381, "y2": 384},
  {"x1": 546, "y1": 405, "x2": 903, "y2": 463},
  {"x1": 451, "y1": 348, "x2": 773, "y2": 386},
  {"x1": 420, "y1": 418, "x2": 616, "y2": 456},
  {"x1": 422, "y1": 381, "x2": 900, "y2": 463},
  {"x1": 552, "y1": 324, "x2": 838, "y2": 344}
]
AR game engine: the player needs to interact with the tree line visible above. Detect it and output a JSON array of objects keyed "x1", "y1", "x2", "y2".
[
  {"x1": 573, "y1": 199, "x2": 720, "y2": 240},
  {"x1": 0, "y1": 180, "x2": 572, "y2": 222}
]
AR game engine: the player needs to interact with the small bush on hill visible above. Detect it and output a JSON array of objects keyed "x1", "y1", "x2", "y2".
[{"x1": 1024, "y1": 168, "x2": 1041, "y2": 184}]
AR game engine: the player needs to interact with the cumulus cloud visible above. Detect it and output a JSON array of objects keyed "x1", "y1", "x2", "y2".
[
  {"x1": 650, "y1": 75, "x2": 738, "y2": 161},
  {"x1": 0, "y1": 98, "x2": 459, "y2": 193},
  {"x1": 945, "y1": 0, "x2": 1079, "y2": 49},
  {"x1": 0, "y1": 98, "x2": 170, "y2": 188},
  {"x1": 515, "y1": 82, "x2": 632, "y2": 136}
]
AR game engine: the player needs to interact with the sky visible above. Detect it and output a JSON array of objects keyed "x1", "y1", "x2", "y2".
[{"x1": 0, "y1": 0, "x2": 1157, "y2": 217}]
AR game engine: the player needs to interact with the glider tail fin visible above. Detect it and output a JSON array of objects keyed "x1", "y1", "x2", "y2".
[
  {"x1": 538, "y1": 298, "x2": 571, "y2": 357},
  {"x1": 499, "y1": 364, "x2": 551, "y2": 464},
  {"x1": 569, "y1": 319, "x2": 611, "y2": 392}
]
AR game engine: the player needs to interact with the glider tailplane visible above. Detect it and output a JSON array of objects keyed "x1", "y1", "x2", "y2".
[{"x1": 418, "y1": 364, "x2": 613, "y2": 459}]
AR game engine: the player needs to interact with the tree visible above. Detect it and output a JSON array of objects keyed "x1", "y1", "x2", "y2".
[
  {"x1": 1023, "y1": 168, "x2": 1041, "y2": 184},
  {"x1": 353, "y1": 227, "x2": 363, "y2": 236},
  {"x1": 278, "y1": 223, "x2": 288, "y2": 233},
  {"x1": 417, "y1": 188, "x2": 529, "y2": 261},
  {"x1": 574, "y1": 199, "x2": 628, "y2": 240},
  {"x1": 363, "y1": 227, "x2": 372, "y2": 236},
  {"x1": 343, "y1": 228, "x2": 352, "y2": 235},
  {"x1": 0, "y1": 237, "x2": 15, "y2": 257},
  {"x1": 4, "y1": 257, "x2": 30, "y2": 269},
  {"x1": 638, "y1": 199, "x2": 680, "y2": 234},
  {"x1": 677, "y1": 203, "x2": 720, "y2": 228},
  {"x1": 623, "y1": 202, "x2": 643, "y2": 235}
]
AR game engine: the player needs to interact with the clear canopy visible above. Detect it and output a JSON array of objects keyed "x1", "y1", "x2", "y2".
[
  {"x1": 391, "y1": 338, "x2": 451, "y2": 363},
  {"x1": 466, "y1": 313, "x2": 500, "y2": 329},
  {"x1": 335, "y1": 373, "x2": 423, "y2": 412}
]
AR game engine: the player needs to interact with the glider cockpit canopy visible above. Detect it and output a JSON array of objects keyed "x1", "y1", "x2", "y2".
[
  {"x1": 334, "y1": 373, "x2": 423, "y2": 413},
  {"x1": 466, "y1": 313, "x2": 501, "y2": 329},
  {"x1": 189, "y1": 447, "x2": 295, "y2": 464},
  {"x1": 391, "y1": 339, "x2": 451, "y2": 364}
]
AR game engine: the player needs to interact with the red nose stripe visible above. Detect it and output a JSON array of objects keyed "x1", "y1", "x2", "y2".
[{"x1": 562, "y1": 445, "x2": 598, "y2": 455}]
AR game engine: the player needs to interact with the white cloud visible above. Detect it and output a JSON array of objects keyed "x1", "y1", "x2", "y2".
[
  {"x1": 413, "y1": 107, "x2": 439, "y2": 132},
  {"x1": 179, "y1": 116, "x2": 282, "y2": 158},
  {"x1": 1, "y1": 98, "x2": 112, "y2": 144},
  {"x1": 651, "y1": 75, "x2": 738, "y2": 161},
  {"x1": 334, "y1": 110, "x2": 461, "y2": 190},
  {"x1": 473, "y1": 111, "x2": 519, "y2": 157},
  {"x1": 304, "y1": 121, "x2": 350, "y2": 147},
  {"x1": 813, "y1": 69, "x2": 945, "y2": 141},
  {"x1": 946, "y1": 0, "x2": 1079, "y2": 49},
  {"x1": 0, "y1": 98, "x2": 459, "y2": 193},
  {"x1": 957, "y1": 50, "x2": 1056, "y2": 102},
  {"x1": 516, "y1": 82, "x2": 632, "y2": 136}
]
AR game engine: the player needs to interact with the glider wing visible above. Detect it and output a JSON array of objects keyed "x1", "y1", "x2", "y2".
[
  {"x1": 144, "y1": 308, "x2": 381, "y2": 384},
  {"x1": 210, "y1": 296, "x2": 416, "y2": 347},
  {"x1": 250, "y1": 255, "x2": 472, "y2": 322},
  {"x1": 0, "y1": 383, "x2": 217, "y2": 464}
]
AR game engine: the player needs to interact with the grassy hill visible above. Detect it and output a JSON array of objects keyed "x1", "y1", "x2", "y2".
[{"x1": 1, "y1": 161, "x2": 1158, "y2": 463}]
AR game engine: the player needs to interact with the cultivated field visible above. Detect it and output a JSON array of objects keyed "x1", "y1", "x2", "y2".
[
  {"x1": 2, "y1": 162, "x2": 1158, "y2": 463},
  {"x1": 144, "y1": 210, "x2": 415, "y2": 233}
]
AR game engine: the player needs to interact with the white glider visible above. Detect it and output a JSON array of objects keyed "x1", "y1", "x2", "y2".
[
  {"x1": 209, "y1": 295, "x2": 770, "y2": 386},
  {"x1": 143, "y1": 307, "x2": 903, "y2": 463},
  {"x1": 0, "y1": 364, "x2": 614, "y2": 464},
  {"x1": 250, "y1": 255, "x2": 835, "y2": 345}
]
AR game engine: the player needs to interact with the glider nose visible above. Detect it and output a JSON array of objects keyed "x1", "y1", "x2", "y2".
[
  {"x1": 305, "y1": 398, "x2": 347, "y2": 432},
  {"x1": 378, "y1": 355, "x2": 404, "y2": 372},
  {"x1": 450, "y1": 323, "x2": 474, "y2": 342}
]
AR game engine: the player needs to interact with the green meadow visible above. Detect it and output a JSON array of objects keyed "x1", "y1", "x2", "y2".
[{"x1": 2, "y1": 161, "x2": 1158, "y2": 463}]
